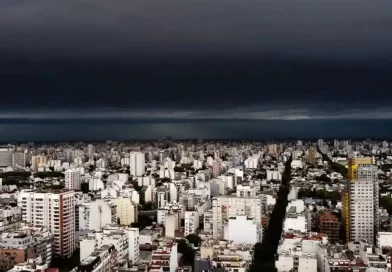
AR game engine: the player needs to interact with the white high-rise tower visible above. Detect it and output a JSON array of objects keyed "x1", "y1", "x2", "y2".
[{"x1": 130, "y1": 152, "x2": 145, "y2": 177}]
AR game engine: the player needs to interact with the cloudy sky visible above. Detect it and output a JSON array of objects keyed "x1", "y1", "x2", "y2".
[{"x1": 1, "y1": 0, "x2": 392, "y2": 140}]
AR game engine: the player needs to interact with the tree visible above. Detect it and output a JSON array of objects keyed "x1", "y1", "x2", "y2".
[
  {"x1": 186, "y1": 234, "x2": 202, "y2": 247},
  {"x1": 380, "y1": 196, "x2": 392, "y2": 215},
  {"x1": 34, "y1": 172, "x2": 64, "y2": 179},
  {"x1": 177, "y1": 239, "x2": 195, "y2": 266},
  {"x1": 81, "y1": 183, "x2": 89, "y2": 194},
  {"x1": 142, "y1": 202, "x2": 153, "y2": 211}
]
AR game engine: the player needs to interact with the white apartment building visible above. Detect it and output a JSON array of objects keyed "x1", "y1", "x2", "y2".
[
  {"x1": 79, "y1": 226, "x2": 140, "y2": 266},
  {"x1": 72, "y1": 245, "x2": 117, "y2": 272},
  {"x1": 18, "y1": 189, "x2": 76, "y2": 258},
  {"x1": 137, "y1": 175, "x2": 156, "y2": 187},
  {"x1": 149, "y1": 241, "x2": 178, "y2": 272},
  {"x1": 236, "y1": 184, "x2": 257, "y2": 197},
  {"x1": 78, "y1": 199, "x2": 117, "y2": 231},
  {"x1": 224, "y1": 215, "x2": 262, "y2": 244},
  {"x1": 276, "y1": 253, "x2": 317, "y2": 272},
  {"x1": 154, "y1": 188, "x2": 169, "y2": 209},
  {"x1": 212, "y1": 196, "x2": 262, "y2": 239},
  {"x1": 349, "y1": 164, "x2": 379, "y2": 242},
  {"x1": 130, "y1": 152, "x2": 145, "y2": 177},
  {"x1": 157, "y1": 204, "x2": 184, "y2": 225},
  {"x1": 184, "y1": 211, "x2": 199, "y2": 236},
  {"x1": 377, "y1": 232, "x2": 392, "y2": 248},
  {"x1": 244, "y1": 156, "x2": 258, "y2": 169},
  {"x1": 266, "y1": 170, "x2": 282, "y2": 181},
  {"x1": 165, "y1": 213, "x2": 180, "y2": 238},
  {"x1": 127, "y1": 227, "x2": 140, "y2": 265},
  {"x1": 65, "y1": 169, "x2": 81, "y2": 190}
]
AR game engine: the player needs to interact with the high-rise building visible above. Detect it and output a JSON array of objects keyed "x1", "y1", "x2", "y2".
[
  {"x1": 129, "y1": 152, "x2": 145, "y2": 177},
  {"x1": 306, "y1": 147, "x2": 317, "y2": 165},
  {"x1": 18, "y1": 189, "x2": 76, "y2": 258},
  {"x1": 185, "y1": 211, "x2": 199, "y2": 236},
  {"x1": 12, "y1": 151, "x2": 27, "y2": 167},
  {"x1": 0, "y1": 146, "x2": 13, "y2": 167},
  {"x1": 65, "y1": 169, "x2": 81, "y2": 190},
  {"x1": 87, "y1": 144, "x2": 94, "y2": 160},
  {"x1": 212, "y1": 196, "x2": 262, "y2": 239},
  {"x1": 268, "y1": 144, "x2": 278, "y2": 154},
  {"x1": 127, "y1": 228, "x2": 140, "y2": 265},
  {"x1": 347, "y1": 157, "x2": 374, "y2": 180},
  {"x1": 212, "y1": 160, "x2": 222, "y2": 177},
  {"x1": 342, "y1": 158, "x2": 379, "y2": 242},
  {"x1": 31, "y1": 155, "x2": 47, "y2": 171},
  {"x1": 317, "y1": 139, "x2": 324, "y2": 150},
  {"x1": 65, "y1": 149, "x2": 75, "y2": 164}
]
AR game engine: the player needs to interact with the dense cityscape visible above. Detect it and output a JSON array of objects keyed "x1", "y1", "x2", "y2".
[{"x1": 0, "y1": 139, "x2": 390, "y2": 272}]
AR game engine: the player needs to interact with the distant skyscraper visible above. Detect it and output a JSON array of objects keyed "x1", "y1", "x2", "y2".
[
  {"x1": 306, "y1": 147, "x2": 317, "y2": 165},
  {"x1": 129, "y1": 152, "x2": 145, "y2": 177},
  {"x1": 334, "y1": 139, "x2": 340, "y2": 148},
  {"x1": 268, "y1": 144, "x2": 278, "y2": 154},
  {"x1": 65, "y1": 169, "x2": 81, "y2": 190},
  {"x1": 0, "y1": 146, "x2": 13, "y2": 167},
  {"x1": 212, "y1": 160, "x2": 222, "y2": 177},
  {"x1": 87, "y1": 144, "x2": 94, "y2": 160},
  {"x1": 296, "y1": 140, "x2": 303, "y2": 151},
  {"x1": 317, "y1": 139, "x2": 324, "y2": 150},
  {"x1": 31, "y1": 155, "x2": 47, "y2": 171},
  {"x1": 12, "y1": 151, "x2": 26, "y2": 167},
  {"x1": 65, "y1": 149, "x2": 75, "y2": 163}
]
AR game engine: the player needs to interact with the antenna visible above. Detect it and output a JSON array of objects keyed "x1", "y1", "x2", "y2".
[{"x1": 98, "y1": 205, "x2": 102, "y2": 230}]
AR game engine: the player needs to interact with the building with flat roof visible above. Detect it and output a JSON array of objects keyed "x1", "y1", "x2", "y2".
[{"x1": 18, "y1": 189, "x2": 76, "y2": 258}]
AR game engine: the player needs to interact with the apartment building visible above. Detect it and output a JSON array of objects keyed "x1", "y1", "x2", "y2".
[
  {"x1": 342, "y1": 162, "x2": 379, "y2": 242},
  {"x1": 77, "y1": 199, "x2": 117, "y2": 231},
  {"x1": 316, "y1": 212, "x2": 339, "y2": 244},
  {"x1": 80, "y1": 226, "x2": 140, "y2": 267},
  {"x1": 71, "y1": 245, "x2": 117, "y2": 272},
  {"x1": 65, "y1": 169, "x2": 81, "y2": 191},
  {"x1": 149, "y1": 240, "x2": 178, "y2": 272},
  {"x1": 212, "y1": 196, "x2": 262, "y2": 239},
  {"x1": 111, "y1": 198, "x2": 138, "y2": 226},
  {"x1": 18, "y1": 189, "x2": 76, "y2": 258},
  {"x1": 184, "y1": 211, "x2": 199, "y2": 236},
  {"x1": 0, "y1": 226, "x2": 53, "y2": 271},
  {"x1": 0, "y1": 146, "x2": 13, "y2": 167},
  {"x1": 129, "y1": 152, "x2": 145, "y2": 177}
]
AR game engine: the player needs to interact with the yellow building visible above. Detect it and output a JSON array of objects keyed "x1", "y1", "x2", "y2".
[
  {"x1": 341, "y1": 191, "x2": 350, "y2": 240},
  {"x1": 111, "y1": 198, "x2": 138, "y2": 225},
  {"x1": 347, "y1": 157, "x2": 374, "y2": 180}
]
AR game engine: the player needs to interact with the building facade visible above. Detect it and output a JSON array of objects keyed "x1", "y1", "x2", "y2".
[{"x1": 18, "y1": 190, "x2": 76, "y2": 258}]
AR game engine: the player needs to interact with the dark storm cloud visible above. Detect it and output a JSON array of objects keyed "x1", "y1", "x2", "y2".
[
  {"x1": 1, "y1": 0, "x2": 392, "y2": 123},
  {"x1": 1, "y1": 58, "x2": 392, "y2": 119},
  {"x1": 1, "y1": 0, "x2": 392, "y2": 57}
]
